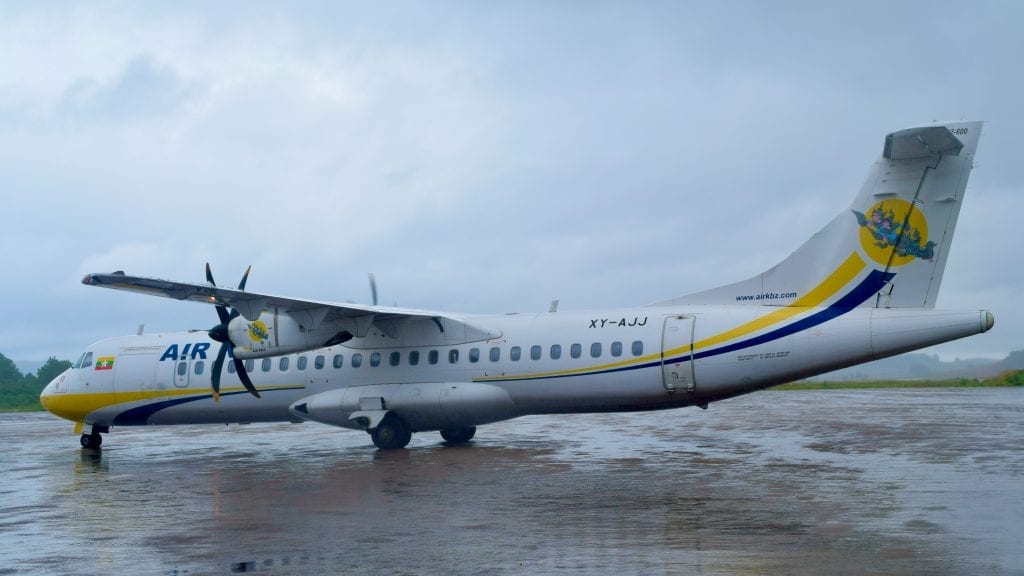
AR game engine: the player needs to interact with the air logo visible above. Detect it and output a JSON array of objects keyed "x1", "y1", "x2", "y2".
[{"x1": 159, "y1": 342, "x2": 213, "y2": 362}]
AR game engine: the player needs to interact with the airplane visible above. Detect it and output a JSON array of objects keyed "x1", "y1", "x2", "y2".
[{"x1": 41, "y1": 121, "x2": 993, "y2": 450}]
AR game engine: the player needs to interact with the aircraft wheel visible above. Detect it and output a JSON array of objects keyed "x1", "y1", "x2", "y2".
[
  {"x1": 80, "y1": 433, "x2": 102, "y2": 449},
  {"x1": 440, "y1": 427, "x2": 476, "y2": 444},
  {"x1": 371, "y1": 415, "x2": 412, "y2": 450}
]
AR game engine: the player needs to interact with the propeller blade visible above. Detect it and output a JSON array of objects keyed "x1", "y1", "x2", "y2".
[
  {"x1": 214, "y1": 305, "x2": 231, "y2": 327},
  {"x1": 233, "y1": 357, "x2": 261, "y2": 399},
  {"x1": 210, "y1": 343, "x2": 228, "y2": 402},
  {"x1": 238, "y1": 265, "x2": 252, "y2": 291},
  {"x1": 207, "y1": 263, "x2": 261, "y2": 400},
  {"x1": 369, "y1": 273, "x2": 378, "y2": 306},
  {"x1": 205, "y1": 264, "x2": 232, "y2": 325}
]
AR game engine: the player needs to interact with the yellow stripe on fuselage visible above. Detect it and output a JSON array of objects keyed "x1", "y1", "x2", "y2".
[
  {"x1": 477, "y1": 252, "x2": 867, "y2": 382},
  {"x1": 41, "y1": 385, "x2": 304, "y2": 424},
  {"x1": 475, "y1": 349, "x2": 666, "y2": 382},
  {"x1": 677, "y1": 251, "x2": 867, "y2": 356},
  {"x1": 42, "y1": 388, "x2": 202, "y2": 423}
]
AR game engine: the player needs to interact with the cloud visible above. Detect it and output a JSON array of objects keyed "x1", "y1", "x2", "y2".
[
  {"x1": 58, "y1": 55, "x2": 201, "y2": 120},
  {"x1": 1, "y1": 2, "x2": 1022, "y2": 364}
]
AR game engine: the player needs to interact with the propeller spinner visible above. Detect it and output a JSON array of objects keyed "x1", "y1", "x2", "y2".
[{"x1": 205, "y1": 263, "x2": 261, "y2": 401}]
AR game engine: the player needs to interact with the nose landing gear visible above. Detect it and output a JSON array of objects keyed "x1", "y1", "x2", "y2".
[
  {"x1": 79, "y1": 432, "x2": 103, "y2": 449},
  {"x1": 78, "y1": 424, "x2": 108, "y2": 449}
]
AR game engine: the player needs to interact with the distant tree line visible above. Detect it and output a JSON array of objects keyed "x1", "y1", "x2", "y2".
[{"x1": 0, "y1": 353, "x2": 71, "y2": 411}]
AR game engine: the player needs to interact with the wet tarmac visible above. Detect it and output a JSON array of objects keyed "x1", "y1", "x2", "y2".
[{"x1": 1, "y1": 388, "x2": 1022, "y2": 575}]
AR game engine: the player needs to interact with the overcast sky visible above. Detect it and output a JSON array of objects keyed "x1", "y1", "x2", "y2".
[{"x1": 1, "y1": 1, "x2": 1021, "y2": 363}]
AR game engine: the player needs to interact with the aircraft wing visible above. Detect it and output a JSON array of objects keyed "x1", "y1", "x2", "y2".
[{"x1": 82, "y1": 271, "x2": 498, "y2": 340}]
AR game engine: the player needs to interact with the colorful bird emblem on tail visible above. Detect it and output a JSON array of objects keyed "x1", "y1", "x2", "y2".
[{"x1": 852, "y1": 199, "x2": 935, "y2": 266}]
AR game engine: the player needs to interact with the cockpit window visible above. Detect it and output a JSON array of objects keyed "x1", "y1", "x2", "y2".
[
  {"x1": 81, "y1": 352, "x2": 94, "y2": 370},
  {"x1": 74, "y1": 352, "x2": 87, "y2": 369}
]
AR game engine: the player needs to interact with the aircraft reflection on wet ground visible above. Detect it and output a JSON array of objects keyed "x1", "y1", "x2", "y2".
[{"x1": 2, "y1": 388, "x2": 1022, "y2": 575}]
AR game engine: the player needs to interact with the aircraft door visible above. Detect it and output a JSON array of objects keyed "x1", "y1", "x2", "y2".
[{"x1": 661, "y1": 315, "x2": 695, "y2": 393}]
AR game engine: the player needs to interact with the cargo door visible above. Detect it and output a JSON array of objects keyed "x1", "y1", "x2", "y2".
[{"x1": 661, "y1": 315, "x2": 695, "y2": 393}]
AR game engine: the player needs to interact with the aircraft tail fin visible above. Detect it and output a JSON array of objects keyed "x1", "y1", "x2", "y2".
[{"x1": 657, "y1": 121, "x2": 982, "y2": 310}]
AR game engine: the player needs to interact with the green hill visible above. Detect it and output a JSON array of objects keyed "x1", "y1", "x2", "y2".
[
  {"x1": 0, "y1": 353, "x2": 71, "y2": 412},
  {"x1": 775, "y1": 370, "x2": 1024, "y2": 390}
]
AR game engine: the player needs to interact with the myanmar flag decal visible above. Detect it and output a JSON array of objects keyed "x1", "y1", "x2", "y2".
[{"x1": 95, "y1": 356, "x2": 115, "y2": 371}]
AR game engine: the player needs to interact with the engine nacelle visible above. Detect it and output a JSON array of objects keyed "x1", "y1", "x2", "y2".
[{"x1": 227, "y1": 310, "x2": 353, "y2": 359}]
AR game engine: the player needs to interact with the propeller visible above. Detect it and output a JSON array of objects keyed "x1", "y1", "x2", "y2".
[
  {"x1": 206, "y1": 263, "x2": 260, "y2": 401},
  {"x1": 368, "y1": 273, "x2": 378, "y2": 306}
]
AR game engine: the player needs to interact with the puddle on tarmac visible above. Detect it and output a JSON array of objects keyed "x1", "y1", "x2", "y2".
[{"x1": 1, "y1": 388, "x2": 1022, "y2": 575}]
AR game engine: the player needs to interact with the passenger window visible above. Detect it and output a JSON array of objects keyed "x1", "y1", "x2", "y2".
[
  {"x1": 611, "y1": 341, "x2": 622, "y2": 357},
  {"x1": 550, "y1": 344, "x2": 562, "y2": 360},
  {"x1": 333, "y1": 354, "x2": 343, "y2": 369},
  {"x1": 449, "y1": 349, "x2": 459, "y2": 364},
  {"x1": 177, "y1": 361, "x2": 187, "y2": 376},
  {"x1": 428, "y1": 350, "x2": 439, "y2": 365},
  {"x1": 298, "y1": 356, "x2": 308, "y2": 371},
  {"x1": 469, "y1": 348, "x2": 480, "y2": 363},
  {"x1": 245, "y1": 359, "x2": 255, "y2": 372},
  {"x1": 262, "y1": 358, "x2": 272, "y2": 372},
  {"x1": 510, "y1": 346, "x2": 521, "y2": 361},
  {"x1": 370, "y1": 352, "x2": 381, "y2": 367},
  {"x1": 352, "y1": 353, "x2": 363, "y2": 368},
  {"x1": 570, "y1": 344, "x2": 582, "y2": 359},
  {"x1": 409, "y1": 351, "x2": 420, "y2": 366},
  {"x1": 489, "y1": 347, "x2": 500, "y2": 362},
  {"x1": 590, "y1": 343, "x2": 602, "y2": 358},
  {"x1": 279, "y1": 357, "x2": 289, "y2": 371},
  {"x1": 315, "y1": 355, "x2": 326, "y2": 369},
  {"x1": 632, "y1": 340, "x2": 644, "y2": 356},
  {"x1": 194, "y1": 361, "x2": 204, "y2": 376},
  {"x1": 390, "y1": 351, "x2": 401, "y2": 366},
  {"x1": 530, "y1": 345, "x2": 541, "y2": 361}
]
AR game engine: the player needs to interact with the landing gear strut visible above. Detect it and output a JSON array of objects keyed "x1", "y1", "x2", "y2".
[
  {"x1": 440, "y1": 427, "x2": 476, "y2": 444},
  {"x1": 80, "y1": 432, "x2": 102, "y2": 449},
  {"x1": 370, "y1": 414, "x2": 412, "y2": 450}
]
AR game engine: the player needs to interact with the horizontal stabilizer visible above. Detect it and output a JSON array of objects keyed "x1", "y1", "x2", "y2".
[{"x1": 884, "y1": 125, "x2": 964, "y2": 160}]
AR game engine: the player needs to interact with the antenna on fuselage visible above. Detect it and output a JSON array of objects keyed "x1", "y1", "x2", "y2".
[
  {"x1": 549, "y1": 300, "x2": 559, "y2": 313},
  {"x1": 137, "y1": 324, "x2": 145, "y2": 335}
]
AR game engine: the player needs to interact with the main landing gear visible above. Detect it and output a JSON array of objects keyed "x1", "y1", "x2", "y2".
[
  {"x1": 440, "y1": 427, "x2": 476, "y2": 444},
  {"x1": 366, "y1": 416, "x2": 478, "y2": 450},
  {"x1": 370, "y1": 414, "x2": 412, "y2": 450}
]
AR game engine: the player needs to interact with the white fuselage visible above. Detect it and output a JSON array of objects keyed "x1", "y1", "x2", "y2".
[{"x1": 41, "y1": 304, "x2": 992, "y2": 432}]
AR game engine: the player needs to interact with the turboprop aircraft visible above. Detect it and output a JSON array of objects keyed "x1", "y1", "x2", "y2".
[{"x1": 42, "y1": 121, "x2": 993, "y2": 450}]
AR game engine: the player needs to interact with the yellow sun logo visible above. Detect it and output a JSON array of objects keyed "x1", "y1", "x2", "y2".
[
  {"x1": 247, "y1": 320, "x2": 270, "y2": 342},
  {"x1": 852, "y1": 199, "x2": 934, "y2": 267}
]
